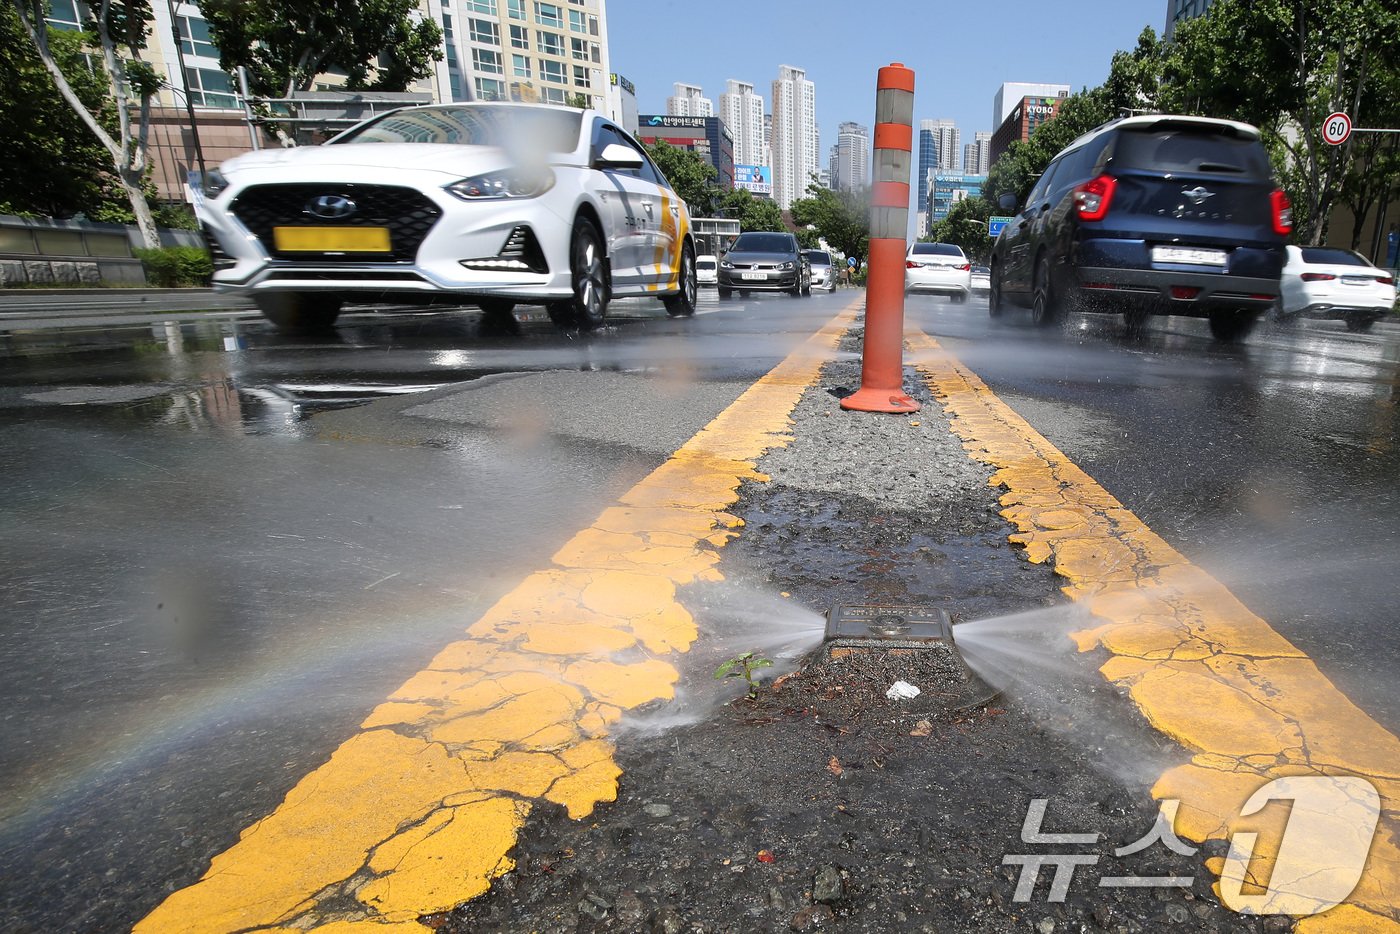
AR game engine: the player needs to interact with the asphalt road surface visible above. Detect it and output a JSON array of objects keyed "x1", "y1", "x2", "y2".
[{"x1": 2, "y1": 287, "x2": 1397, "y2": 930}]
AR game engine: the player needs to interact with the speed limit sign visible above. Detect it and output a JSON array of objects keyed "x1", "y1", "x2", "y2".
[{"x1": 1323, "y1": 112, "x2": 1352, "y2": 146}]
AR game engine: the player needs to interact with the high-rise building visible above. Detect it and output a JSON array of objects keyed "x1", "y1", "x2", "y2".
[
  {"x1": 770, "y1": 64, "x2": 818, "y2": 210},
  {"x1": 917, "y1": 119, "x2": 960, "y2": 213},
  {"x1": 963, "y1": 131, "x2": 992, "y2": 175},
  {"x1": 990, "y1": 95, "x2": 1066, "y2": 165},
  {"x1": 720, "y1": 80, "x2": 766, "y2": 167},
  {"x1": 606, "y1": 73, "x2": 638, "y2": 135},
  {"x1": 829, "y1": 121, "x2": 869, "y2": 192},
  {"x1": 425, "y1": 0, "x2": 612, "y2": 110},
  {"x1": 667, "y1": 82, "x2": 713, "y2": 117},
  {"x1": 1165, "y1": 0, "x2": 1215, "y2": 38},
  {"x1": 992, "y1": 82, "x2": 1069, "y2": 129}
]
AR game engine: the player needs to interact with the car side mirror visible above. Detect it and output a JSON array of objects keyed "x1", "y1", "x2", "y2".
[
  {"x1": 594, "y1": 143, "x2": 644, "y2": 170},
  {"x1": 998, "y1": 193, "x2": 1018, "y2": 212}
]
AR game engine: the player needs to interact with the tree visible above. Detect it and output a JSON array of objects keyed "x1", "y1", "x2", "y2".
[
  {"x1": 644, "y1": 141, "x2": 720, "y2": 217},
  {"x1": 200, "y1": 0, "x2": 442, "y2": 100},
  {"x1": 1159, "y1": 0, "x2": 1400, "y2": 244},
  {"x1": 11, "y1": 0, "x2": 164, "y2": 245},
  {"x1": 927, "y1": 197, "x2": 994, "y2": 264},
  {"x1": 789, "y1": 183, "x2": 869, "y2": 261},
  {"x1": 718, "y1": 188, "x2": 784, "y2": 232},
  {"x1": 0, "y1": 6, "x2": 126, "y2": 218}
]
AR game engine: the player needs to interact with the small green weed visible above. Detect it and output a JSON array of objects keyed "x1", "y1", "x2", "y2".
[{"x1": 714, "y1": 651, "x2": 773, "y2": 699}]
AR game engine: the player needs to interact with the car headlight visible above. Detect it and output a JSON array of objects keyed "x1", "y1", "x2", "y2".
[
  {"x1": 780, "y1": 261, "x2": 795, "y2": 270},
  {"x1": 200, "y1": 168, "x2": 230, "y2": 199},
  {"x1": 720, "y1": 261, "x2": 734, "y2": 269},
  {"x1": 445, "y1": 168, "x2": 555, "y2": 201}
]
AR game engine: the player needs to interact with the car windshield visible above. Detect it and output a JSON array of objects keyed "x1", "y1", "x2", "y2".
[
  {"x1": 805, "y1": 251, "x2": 832, "y2": 265},
  {"x1": 333, "y1": 105, "x2": 582, "y2": 153},
  {"x1": 696, "y1": 259, "x2": 716, "y2": 269},
  {"x1": 1300, "y1": 248, "x2": 1370, "y2": 267},
  {"x1": 911, "y1": 243, "x2": 964, "y2": 256},
  {"x1": 730, "y1": 233, "x2": 794, "y2": 252},
  {"x1": 1112, "y1": 125, "x2": 1271, "y2": 175}
]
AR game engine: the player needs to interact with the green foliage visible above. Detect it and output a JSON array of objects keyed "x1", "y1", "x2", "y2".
[
  {"x1": 1157, "y1": 0, "x2": 1400, "y2": 245},
  {"x1": 927, "y1": 197, "x2": 995, "y2": 265},
  {"x1": 718, "y1": 188, "x2": 785, "y2": 232},
  {"x1": 565, "y1": 92, "x2": 590, "y2": 109},
  {"x1": 200, "y1": 0, "x2": 444, "y2": 98},
  {"x1": 133, "y1": 246, "x2": 212, "y2": 287},
  {"x1": 0, "y1": 9, "x2": 121, "y2": 218},
  {"x1": 789, "y1": 184, "x2": 869, "y2": 261},
  {"x1": 714, "y1": 651, "x2": 773, "y2": 699},
  {"x1": 644, "y1": 141, "x2": 720, "y2": 217}
]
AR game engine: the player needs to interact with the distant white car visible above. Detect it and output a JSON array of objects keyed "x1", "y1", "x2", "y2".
[
  {"x1": 970, "y1": 265, "x2": 991, "y2": 292},
  {"x1": 696, "y1": 254, "x2": 718, "y2": 286},
  {"x1": 199, "y1": 102, "x2": 698, "y2": 332},
  {"x1": 905, "y1": 242, "x2": 971, "y2": 301},
  {"x1": 803, "y1": 249, "x2": 838, "y2": 292},
  {"x1": 1278, "y1": 245, "x2": 1395, "y2": 332}
]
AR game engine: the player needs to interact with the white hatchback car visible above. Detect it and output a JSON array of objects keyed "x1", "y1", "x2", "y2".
[
  {"x1": 1278, "y1": 245, "x2": 1396, "y2": 332},
  {"x1": 198, "y1": 103, "x2": 698, "y2": 332},
  {"x1": 696, "y1": 254, "x2": 718, "y2": 286},
  {"x1": 905, "y1": 242, "x2": 972, "y2": 301}
]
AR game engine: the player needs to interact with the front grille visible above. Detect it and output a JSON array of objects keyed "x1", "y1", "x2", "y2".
[{"x1": 230, "y1": 184, "x2": 442, "y2": 263}]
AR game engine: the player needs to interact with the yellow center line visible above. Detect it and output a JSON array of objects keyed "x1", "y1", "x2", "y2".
[
  {"x1": 907, "y1": 325, "x2": 1400, "y2": 931},
  {"x1": 135, "y1": 300, "x2": 863, "y2": 933}
]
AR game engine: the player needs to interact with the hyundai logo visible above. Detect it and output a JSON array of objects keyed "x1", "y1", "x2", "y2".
[
  {"x1": 306, "y1": 194, "x2": 357, "y2": 219},
  {"x1": 1182, "y1": 186, "x2": 1215, "y2": 205}
]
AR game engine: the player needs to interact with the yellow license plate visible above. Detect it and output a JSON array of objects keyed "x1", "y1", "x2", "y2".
[{"x1": 272, "y1": 226, "x2": 391, "y2": 252}]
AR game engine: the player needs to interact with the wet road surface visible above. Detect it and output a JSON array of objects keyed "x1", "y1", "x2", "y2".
[
  {"x1": 0, "y1": 289, "x2": 849, "y2": 931},
  {"x1": 4, "y1": 286, "x2": 1399, "y2": 929},
  {"x1": 910, "y1": 294, "x2": 1400, "y2": 735}
]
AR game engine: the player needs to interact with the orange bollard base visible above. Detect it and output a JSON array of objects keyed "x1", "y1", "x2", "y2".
[{"x1": 840, "y1": 386, "x2": 921, "y2": 413}]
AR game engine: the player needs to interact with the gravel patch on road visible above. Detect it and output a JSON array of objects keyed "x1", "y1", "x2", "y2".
[{"x1": 443, "y1": 321, "x2": 1284, "y2": 934}]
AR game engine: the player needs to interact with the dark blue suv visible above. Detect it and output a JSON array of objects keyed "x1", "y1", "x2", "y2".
[{"x1": 988, "y1": 115, "x2": 1291, "y2": 341}]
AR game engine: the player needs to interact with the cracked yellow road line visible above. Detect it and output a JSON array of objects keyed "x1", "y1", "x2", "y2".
[
  {"x1": 908, "y1": 327, "x2": 1400, "y2": 930},
  {"x1": 135, "y1": 301, "x2": 861, "y2": 933}
]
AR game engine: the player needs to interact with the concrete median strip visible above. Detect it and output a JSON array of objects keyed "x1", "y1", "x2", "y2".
[
  {"x1": 134, "y1": 300, "x2": 861, "y2": 932},
  {"x1": 907, "y1": 326, "x2": 1400, "y2": 931}
]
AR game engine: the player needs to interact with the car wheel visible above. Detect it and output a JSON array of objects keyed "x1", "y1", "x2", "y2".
[
  {"x1": 801, "y1": 275, "x2": 811, "y2": 296},
  {"x1": 1345, "y1": 315, "x2": 1379, "y2": 333},
  {"x1": 988, "y1": 264, "x2": 1005, "y2": 318},
  {"x1": 1031, "y1": 255, "x2": 1060, "y2": 327},
  {"x1": 740, "y1": 290, "x2": 750, "y2": 297},
  {"x1": 548, "y1": 216, "x2": 608, "y2": 330},
  {"x1": 255, "y1": 292, "x2": 342, "y2": 334},
  {"x1": 718, "y1": 287, "x2": 733, "y2": 299},
  {"x1": 663, "y1": 241, "x2": 698, "y2": 317},
  {"x1": 1208, "y1": 308, "x2": 1259, "y2": 341}
]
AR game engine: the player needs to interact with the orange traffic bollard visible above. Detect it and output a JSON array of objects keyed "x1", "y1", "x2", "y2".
[{"x1": 842, "y1": 63, "x2": 920, "y2": 414}]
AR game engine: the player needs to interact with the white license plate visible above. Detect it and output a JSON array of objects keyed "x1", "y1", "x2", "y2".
[
  {"x1": 1152, "y1": 246, "x2": 1227, "y2": 266},
  {"x1": 1341, "y1": 276, "x2": 1371, "y2": 285},
  {"x1": 741, "y1": 272, "x2": 766, "y2": 281}
]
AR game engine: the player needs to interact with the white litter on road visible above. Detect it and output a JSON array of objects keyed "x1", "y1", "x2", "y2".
[{"x1": 885, "y1": 680, "x2": 921, "y2": 700}]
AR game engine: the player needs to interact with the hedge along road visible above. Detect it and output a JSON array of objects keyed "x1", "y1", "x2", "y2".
[
  {"x1": 908, "y1": 325, "x2": 1400, "y2": 932},
  {"x1": 134, "y1": 300, "x2": 864, "y2": 932}
]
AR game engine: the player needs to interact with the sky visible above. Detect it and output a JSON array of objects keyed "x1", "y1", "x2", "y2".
[{"x1": 607, "y1": 0, "x2": 1165, "y2": 168}]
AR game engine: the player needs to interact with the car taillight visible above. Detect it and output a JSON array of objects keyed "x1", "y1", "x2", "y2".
[
  {"x1": 906, "y1": 261, "x2": 923, "y2": 269},
  {"x1": 1271, "y1": 189, "x2": 1293, "y2": 235},
  {"x1": 1300, "y1": 273, "x2": 1336, "y2": 282},
  {"x1": 953, "y1": 263, "x2": 970, "y2": 271},
  {"x1": 1073, "y1": 174, "x2": 1116, "y2": 221},
  {"x1": 1378, "y1": 275, "x2": 1395, "y2": 286}
]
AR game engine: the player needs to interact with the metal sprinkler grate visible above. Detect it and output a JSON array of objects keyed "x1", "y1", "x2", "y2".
[{"x1": 824, "y1": 604, "x2": 956, "y2": 655}]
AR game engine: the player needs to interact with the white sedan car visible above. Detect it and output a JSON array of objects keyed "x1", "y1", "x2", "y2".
[
  {"x1": 905, "y1": 242, "x2": 971, "y2": 302},
  {"x1": 1278, "y1": 245, "x2": 1395, "y2": 332},
  {"x1": 199, "y1": 103, "x2": 698, "y2": 332}
]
